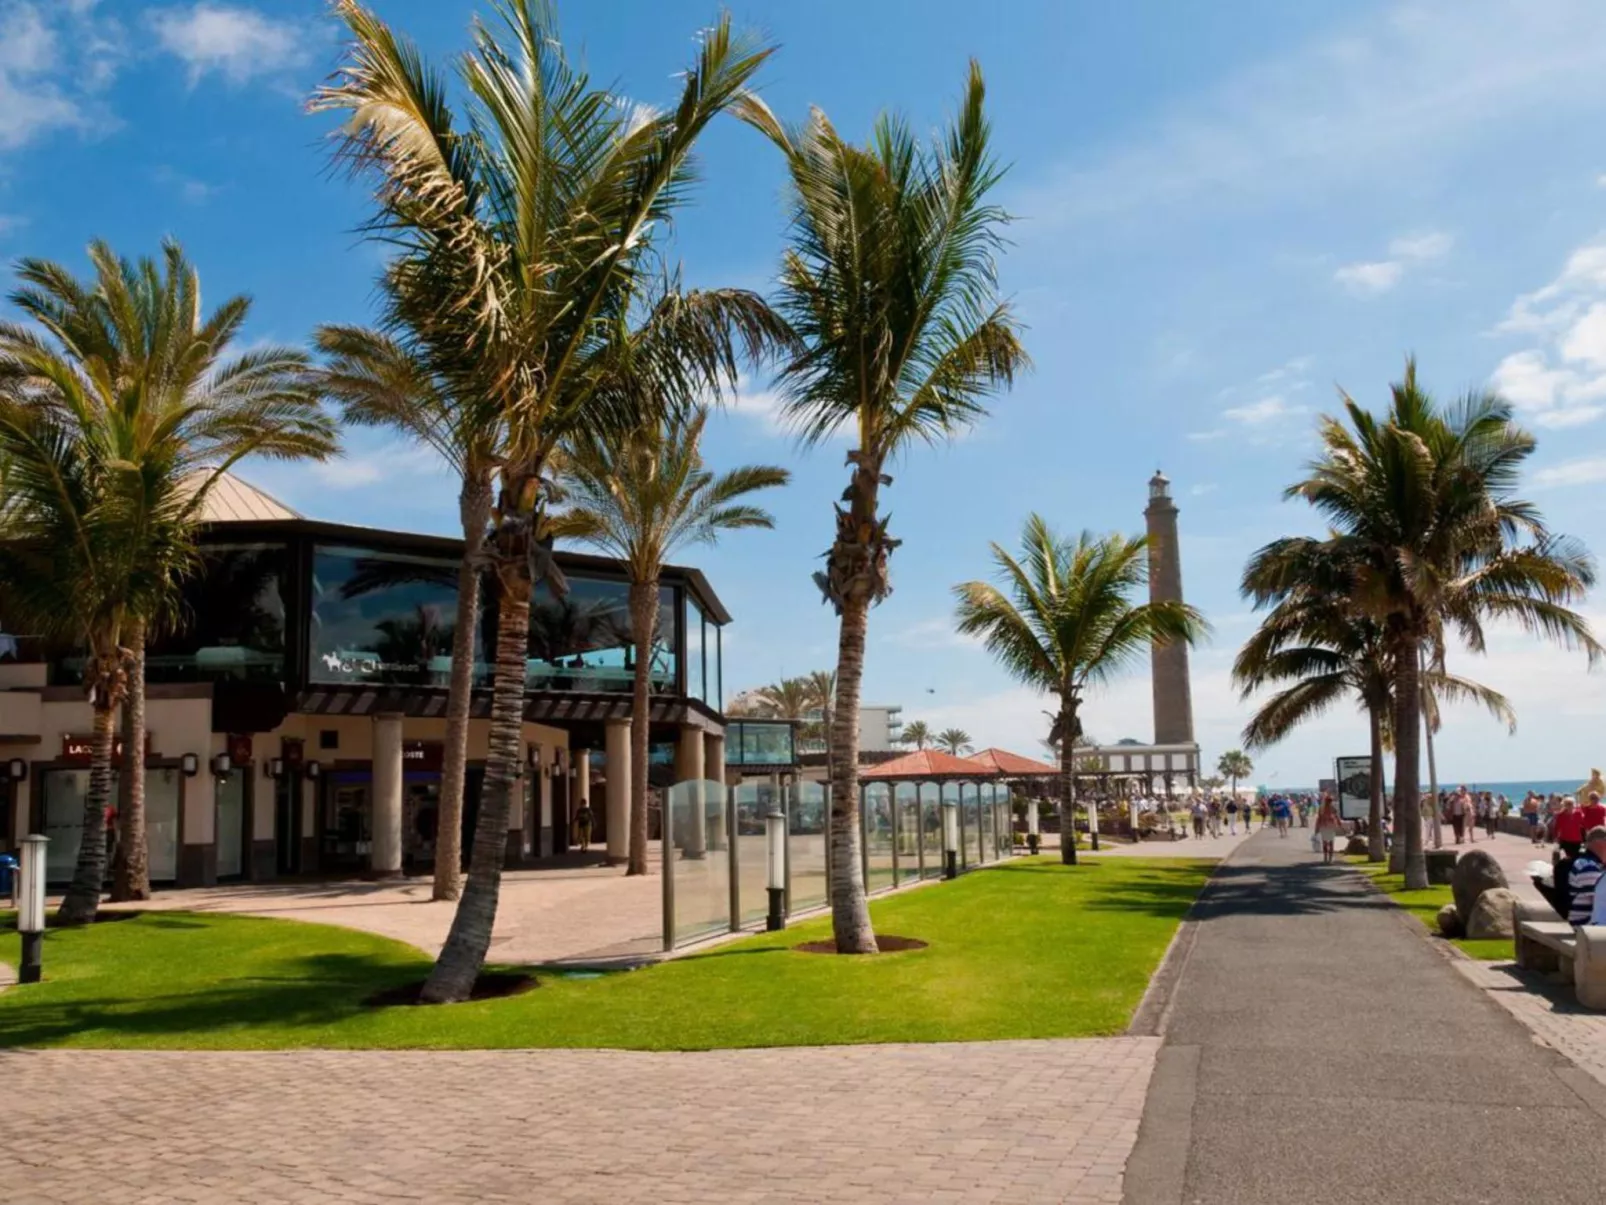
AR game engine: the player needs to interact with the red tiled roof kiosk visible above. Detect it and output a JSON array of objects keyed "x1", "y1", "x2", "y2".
[{"x1": 858, "y1": 750, "x2": 1012, "y2": 881}]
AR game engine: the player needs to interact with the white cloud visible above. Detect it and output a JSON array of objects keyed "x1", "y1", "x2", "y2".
[
  {"x1": 1190, "y1": 483, "x2": 1219, "y2": 497},
  {"x1": 1334, "y1": 229, "x2": 1451, "y2": 296},
  {"x1": 1186, "y1": 429, "x2": 1226, "y2": 443},
  {"x1": 1257, "y1": 356, "x2": 1315, "y2": 385},
  {"x1": 1014, "y1": 0, "x2": 1606, "y2": 230},
  {"x1": 147, "y1": 3, "x2": 317, "y2": 86},
  {"x1": 151, "y1": 165, "x2": 218, "y2": 204},
  {"x1": 306, "y1": 443, "x2": 442, "y2": 491},
  {"x1": 0, "y1": 1, "x2": 121, "y2": 151},
  {"x1": 1532, "y1": 455, "x2": 1606, "y2": 488},
  {"x1": 1334, "y1": 259, "x2": 1405, "y2": 295},
  {"x1": 1490, "y1": 235, "x2": 1606, "y2": 429},
  {"x1": 1388, "y1": 231, "x2": 1454, "y2": 260},
  {"x1": 1223, "y1": 395, "x2": 1301, "y2": 425},
  {"x1": 0, "y1": 213, "x2": 26, "y2": 237},
  {"x1": 887, "y1": 617, "x2": 981, "y2": 652}
]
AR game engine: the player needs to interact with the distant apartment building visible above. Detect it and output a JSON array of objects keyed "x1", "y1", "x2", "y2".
[{"x1": 858, "y1": 704, "x2": 904, "y2": 753}]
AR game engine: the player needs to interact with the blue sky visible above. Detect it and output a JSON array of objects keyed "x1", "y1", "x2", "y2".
[{"x1": 4, "y1": 0, "x2": 1606, "y2": 787}]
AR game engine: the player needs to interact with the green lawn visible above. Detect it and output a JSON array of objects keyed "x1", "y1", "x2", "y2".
[
  {"x1": 1348, "y1": 858, "x2": 1511, "y2": 961},
  {"x1": 0, "y1": 856, "x2": 1211, "y2": 1051}
]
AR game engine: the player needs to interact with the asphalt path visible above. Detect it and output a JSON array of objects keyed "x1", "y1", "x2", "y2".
[{"x1": 1124, "y1": 828, "x2": 1606, "y2": 1204}]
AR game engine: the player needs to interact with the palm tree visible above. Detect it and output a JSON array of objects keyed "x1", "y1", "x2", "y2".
[
  {"x1": 1216, "y1": 750, "x2": 1253, "y2": 799},
  {"x1": 0, "y1": 241, "x2": 334, "y2": 920},
  {"x1": 900, "y1": 720, "x2": 932, "y2": 750},
  {"x1": 553, "y1": 406, "x2": 788, "y2": 875},
  {"x1": 316, "y1": 0, "x2": 774, "y2": 1001},
  {"x1": 742, "y1": 64, "x2": 1027, "y2": 952},
  {"x1": 1235, "y1": 553, "x2": 1515, "y2": 863},
  {"x1": 751, "y1": 676, "x2": 814, "y2": 720},
  {"x1": 954, "y1": 515, "x2": 1208, "y2": 865},
  {"x1": 936, "y1": 728, "x2": 972, "y2": 756},
  {"x1": 1256, "y1": 360, "x2": 1600, "y2": 888},
  {"x1": 314, "y1": 323, "x2": 504, "y2": 902}
]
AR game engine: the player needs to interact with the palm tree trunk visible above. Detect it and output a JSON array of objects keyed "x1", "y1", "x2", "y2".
[
  {"x1": 433, "y1": 475, "x2": 492, "y2": 902},
  {"x1": 1366, "y1": 703, "x2": 1385, "y2": 864},
  {"x1": 1393, "y1": 633, "x2": 1428, "y2": 889},
  {"x1": 1059, "y1": 702, "x2": 1078, "y2": 865},
  {"x1": 58, "y1": 652, "x2": 121, "y2": 924},
  {"x1": 627, "y1": 576, "x2": 658, "y2": 876},
  {"x1": 111, "y1": 622, "x2": 150, "y2": 901},
  {"x1": 828, "y1": 589, "x2": 876, "y2": 953},
  {"x1": 420, "y1": 558, "x2": 531, "y2": 1003}
]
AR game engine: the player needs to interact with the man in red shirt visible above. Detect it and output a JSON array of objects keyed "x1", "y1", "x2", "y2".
[
  {"x1": 1581, "y1": 791, "x2": 1606, "y2": 834},
  {"x1": 1554, "y1": 796, "x2": 1587, "y2": 858}
]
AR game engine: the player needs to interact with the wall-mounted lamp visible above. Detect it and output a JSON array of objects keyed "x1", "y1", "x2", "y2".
[
  {"x1": 6, "y1": 758, "x2": 26, "y2": 782},
  {"x1": 180, "y1": 753, "x2": 200, "y2": 778},
  {"x1": 528, "y1": 745, "x2": 542, "y2": 770},
  {"x1": 304, "y1": 760, "x2": 321, "y2": 782},
  {"x1": 210, "y1": 753, "x2": 233, "y2": 778},
  {"x1": 265, "y1": 757, "x2": 284, "y2": 781}
]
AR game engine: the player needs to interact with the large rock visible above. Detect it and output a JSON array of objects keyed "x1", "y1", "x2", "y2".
[
  {"x1": 1465, "y1": 887, "x2": 1520, "y2": 940},
  {"x1": 1344, "y1": 835, "x2": 1371, "y2": 856},
  {"x1": 1451, "y1": 848, "x2": 1508, "y2": 921},
  {"x1": 1437, "y1": 903, "x2": 1465, "y2": 937},
  {"x1": 1425, "y1": 849, "x2": 1458, "y2": 885}
]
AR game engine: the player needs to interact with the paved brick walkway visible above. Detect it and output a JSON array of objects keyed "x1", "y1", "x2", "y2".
[{"x1": 3, "y1": 1038, "x2": 1158, "y2": 1204}]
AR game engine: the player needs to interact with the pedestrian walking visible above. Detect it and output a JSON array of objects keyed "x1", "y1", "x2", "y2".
[
  {"x1": 1448, "y1": 788, "x2": 1470, "y2": 845},
  {"x1": 1554, "y1": 796, "x2": 1585, "y2": 859},
  {"x1": 1190, "y1": 798, "x2": 1206, "y2": 839},
  {"x1": 1272, "y1": 794, "x2": 1292, "y2": 837},
  {"x1": 1226, "y1": 797, "x2": 1239, "y2": 835},
  {"x1": 1523, "y1": 791, "x2": 1543, "y2": 846},
  {"x1": 1315, "y1": 796, "x2": 1342, "y2": 865}
]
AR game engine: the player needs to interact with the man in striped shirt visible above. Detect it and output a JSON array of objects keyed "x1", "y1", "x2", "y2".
[{"x1": 1567, "y1": 827, "x2": 1606, "y2": 926}]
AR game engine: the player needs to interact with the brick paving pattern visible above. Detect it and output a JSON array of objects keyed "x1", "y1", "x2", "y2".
[
  {"x1": 3, "y1": 1037, "x2": 1158, "y2": 1204},
  {"x1": 1452, "y1": 957, "x2": 1606, "y2": 1089}
]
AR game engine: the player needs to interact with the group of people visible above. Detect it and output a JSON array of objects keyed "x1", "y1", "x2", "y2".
[
  {"x1": 1184, "y1": 793, "x2": 1314, "y2": 839},
  {"x1": 1519, "y1": 790, "x2": 1606, "y2": 852},
  {"x1": 1434, "y1": 787, "x2": 1508, "y2": 843}
]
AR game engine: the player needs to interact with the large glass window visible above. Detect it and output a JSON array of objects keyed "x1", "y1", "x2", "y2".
[
  {"x1": 309, "y1": 545, "x2": 470, "y2": 687},
  {"x1": 727, "y1": 721, "x2": 795, "y2": 767},
  {"x1": 685, "y1": 596, "x2": 705, "y2": 703},
  {"x1": 116, "y1": 543, "x2": 290, "y2": 685},
  {"x1": 525, "y1": 579, "x2": 676, "y2": 694}
]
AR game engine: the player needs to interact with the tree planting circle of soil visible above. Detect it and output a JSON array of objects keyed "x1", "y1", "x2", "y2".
[
  {"x1": 792, "y1": 935, "x2": 928, "y2": 955},
  {"x1": 363, "y1": 971, "x2": 537, "y2": 1007}
]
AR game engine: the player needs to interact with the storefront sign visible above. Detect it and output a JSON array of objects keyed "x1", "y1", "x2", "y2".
[
  {"x1": 227, "y1": 734, "x2": 254, "y2": 766},
  {"x1": 403, "y1": 740, "x2": 444, "y2": 772},
  {"x1": 60, "y1": 733, "x2": 152, "y2": 765}
]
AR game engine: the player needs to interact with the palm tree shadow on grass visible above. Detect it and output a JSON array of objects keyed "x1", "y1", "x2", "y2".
[{"x1": 0, "y1": 952, "x2": 422, "y2": 1049}]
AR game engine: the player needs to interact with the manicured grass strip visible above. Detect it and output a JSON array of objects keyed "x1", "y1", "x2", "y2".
[
  {"x1": 1347, "y1": 858, "x2": 1511, "y2": 961},
  {"x1": 0, "y1": 856, "x2": 1211, "y2": 1051}
]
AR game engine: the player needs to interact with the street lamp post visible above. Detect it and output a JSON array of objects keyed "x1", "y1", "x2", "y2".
[
  {"x1": 765, "y1": 803, "x2": 786, "y2": 932},
  {"x1": 17, "y1": 833, "x2": 47, "y2": 984},
  {"x1": 942, "y1": 798, "x2": 959, "y2": 880}
]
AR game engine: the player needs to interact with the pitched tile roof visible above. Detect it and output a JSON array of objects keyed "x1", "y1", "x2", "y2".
[
  {"x1": 968, "y1": 747, "x2": 1059, "y2": 776},
  {"x1": 181, "y1": 471, "x2": 301, "y2": 523},
  {"x1": 860, "y1": 749, "x2": 997, "y2": 779}
]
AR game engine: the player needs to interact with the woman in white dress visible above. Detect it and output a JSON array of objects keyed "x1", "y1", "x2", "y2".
[{"x1": 1315, "y1": 795, "x2": 1343, "y2": 865}]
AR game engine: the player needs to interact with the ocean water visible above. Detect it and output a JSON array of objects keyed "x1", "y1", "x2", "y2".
[{"x1": 1272, "y1": 779, "x2": 1587, "y2": 799}]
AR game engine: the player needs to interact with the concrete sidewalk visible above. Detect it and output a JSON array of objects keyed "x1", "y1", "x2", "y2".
[{"x1": 1124, "y1": 829, "x2": 1606, "y2": 1205}]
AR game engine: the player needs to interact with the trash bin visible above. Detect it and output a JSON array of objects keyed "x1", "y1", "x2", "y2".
[{"x1": 0, "y1": 853, "x2": 16, "y2": 899}]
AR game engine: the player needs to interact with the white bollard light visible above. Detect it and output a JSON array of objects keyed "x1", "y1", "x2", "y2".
[
  {"x1": 1027, "y1": 799, "x2": 1040, "y2": 855},
  {"x1": 765, "y1": 804, "x2": 786, "y2": 931},
  {"x1": 17, "y1": 833, "x2": 47, "y2": 984},
  {"x1": 942, "y1": 799, "x2": 959, "y2": 879}
]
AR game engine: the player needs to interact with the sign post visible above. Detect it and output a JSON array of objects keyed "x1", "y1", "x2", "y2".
[{"x1": 1334, "y1": 757, "x2": 1371, "y2": 823}]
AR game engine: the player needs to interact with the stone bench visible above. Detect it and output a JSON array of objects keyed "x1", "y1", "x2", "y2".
[{"x1": 1515, "y1": 920, "x2": 1606, "y2": 1009}]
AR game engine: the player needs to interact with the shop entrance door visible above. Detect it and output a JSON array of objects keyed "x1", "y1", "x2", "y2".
[
  {"x1": 403, "y1": 778, "x2": 440, "y2": 873},
  {"x1": 274, "y1": 775, "x2": 301, "y2": 875},
  {"x1": 216, "y1": 771, "x2": 247, "y2": 878},
  {"x1": 323, "y1": 777, "x2": 372, "y2": 873}
]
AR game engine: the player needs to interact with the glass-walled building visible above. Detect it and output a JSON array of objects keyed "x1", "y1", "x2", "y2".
[{"x1": 3, "y1": 473, "x2": 742, "y2": 885}]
